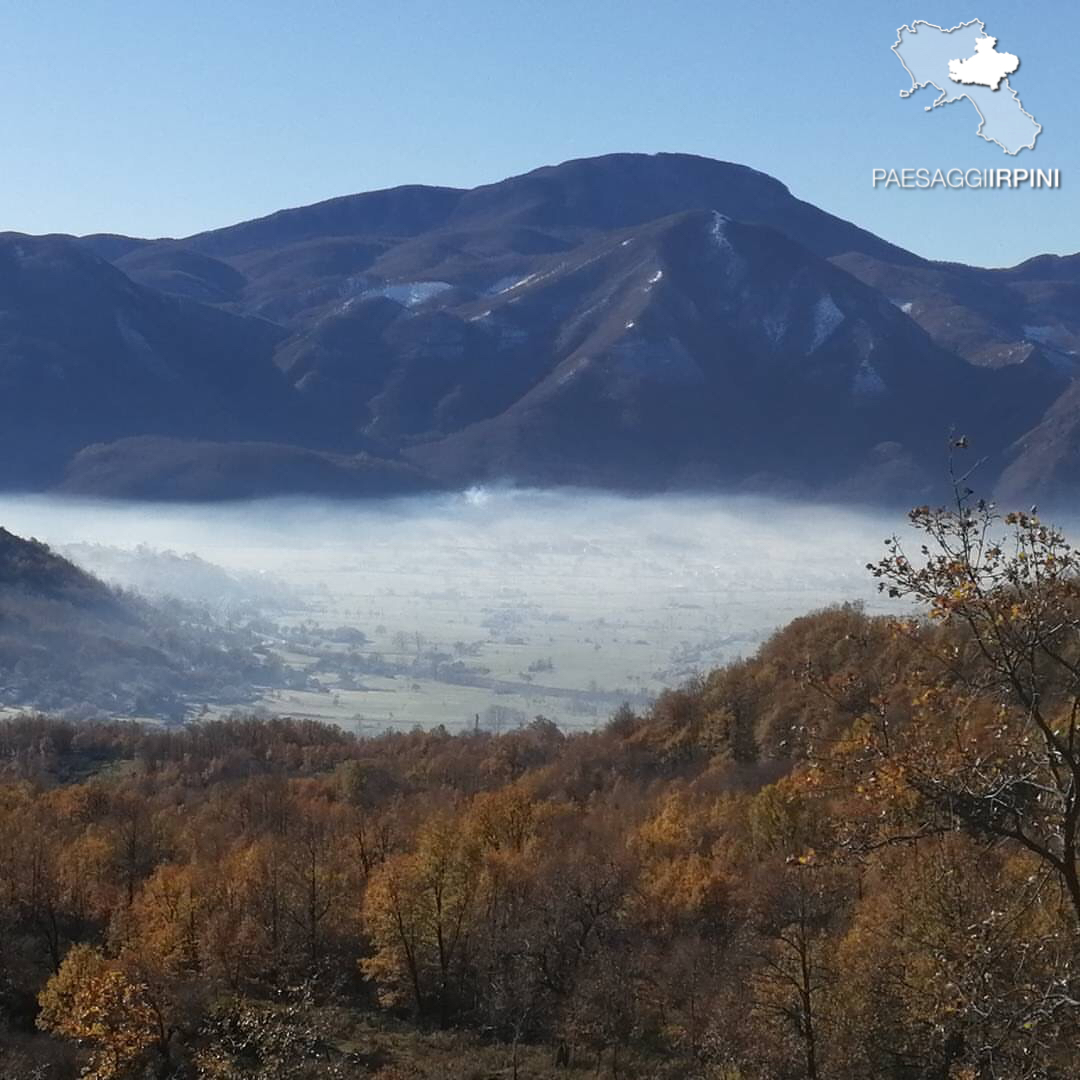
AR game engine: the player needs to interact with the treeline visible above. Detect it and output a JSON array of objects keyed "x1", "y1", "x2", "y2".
[{"x1": 3, "y1": 498, "x2": 1080, "y2": 1077}]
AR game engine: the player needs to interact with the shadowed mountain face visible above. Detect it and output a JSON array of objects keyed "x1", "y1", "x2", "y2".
[
  {"x1": 0, "y1": 233, "x2": 306, "y2": 487},
  {"x1": 3, "y1": 153, "x2": 1079, "y2": 503},
  {"x1": 400, "y1": 211, "x2": 1058, "y2": 497}
]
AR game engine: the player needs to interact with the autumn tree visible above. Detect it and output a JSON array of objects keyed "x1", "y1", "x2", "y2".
[
  {"x1": 37, "y1": 944, "x2": 160, "y2": 1080},
  {"x1": 362, "y1": 814, "x2": 482, "y2": 1026},
  {"x1": 744, "y1": 862, "x2": 847, "y2": 1080},
  {"x1": 833, "y1": 835, "x2": 1073, "y2": 1079},
  {"x1": 127, "y1": 862, "x2": 206, "y2": 977},
  {"x1": 281, "y1": 797, "x2": 349, "y2": 965},
  {"x1": 869, "y1": 486, "x2": 1080, "y2": 931},
  {"x1": 228, "y1": 837, "x2": 290, "y2": 983}
]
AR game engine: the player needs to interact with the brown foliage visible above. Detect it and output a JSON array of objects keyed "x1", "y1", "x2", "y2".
[{"x1": 7, "y1": 491, "x2": 1080, "y2": 1075}]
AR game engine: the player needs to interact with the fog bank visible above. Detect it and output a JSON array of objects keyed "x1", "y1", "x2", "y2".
[{"x1": 0, "y1": 489, "x2": 915, "y2": 730}]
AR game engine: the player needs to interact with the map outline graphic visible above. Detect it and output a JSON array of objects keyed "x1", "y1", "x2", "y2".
[{"x1": 892, "y1": 19, "x2": 1042, "y2": 155}]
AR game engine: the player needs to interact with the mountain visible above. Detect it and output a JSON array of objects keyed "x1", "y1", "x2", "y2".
[
  {"x1": 996, "y1": 379, "x2": 1080, "y2": 505},
  {"x1": 0, "y1": 233, "x2": 296, "y2": 487},
  {"x1": 832, "y1": 252, "x2": 1080, "y2": 373},
  {"x1": 0, "y1": 232, "x2": 428, "y2": 492},
  {"x1": 0, "y1": 525, "x2": 119, "y2": 610},
  {"x1": 399, "y1": 210, "x2": 1055, "y2": 495},
  {"x1": 105, "y1": 153, "x2": 924, "y2": 330},
  {"x1": 0, "y1": 526, "x2": 281, "y2": 717},
  {"x1": 1, "y1": 152, "x2": 1077, "y2": 503}
]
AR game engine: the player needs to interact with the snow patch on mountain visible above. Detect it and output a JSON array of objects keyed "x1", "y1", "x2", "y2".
[
  {"x1": 486, "y1": 276, "x2": 522, "y2": 296},
  {"x1": 556, "y1": 356, "x2": 591, "y2": 385},
  {"x1": 763, "y1": 312, "x2": 790, "y2": 347},
  {"x1": 808, "y1": 295, "x2": 845, "y2": 352},
  {"x1": 852, "y1": 357, "x2": 886, "y2": 396},
  {"x1": 709, "y1": 212, "x2": 732, "y2": 250},
  {"x1": 500, "y1": 273, "x2": 539, "y2": 294},
  {"x1": 707, "y1": 211, "x2": 748, "y2": 284},
  {"x1": 365, "y1": 281, "x2": 454, "y2": 307}
]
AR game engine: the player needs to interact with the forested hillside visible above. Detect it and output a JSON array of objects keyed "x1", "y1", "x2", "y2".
[{"x1": 4, "y1": 495, "x2": 1080, "y2": 1077}]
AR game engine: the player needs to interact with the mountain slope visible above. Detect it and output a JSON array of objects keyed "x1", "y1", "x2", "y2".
[
  {"x1": 104, "y1": 153, "x2": 927, "y2": 331},
  {"x1": 0, "y1": 527, "x2": 281, "y2": 717},
  {"x1": 402, "y1": 211, "x2": 1058, "y2": 495},
  {"x1": 0, "y1": 152, "x2": 1076, "y2": 502},
  {"x1": 58, "y1": 437, "x2": 439, "y2": 500},
  {"x1": 833, "y1": 252, "x2": 1080, "y2": 373},
  {"x1": 0, "y1": 233, "x2": 305, "y2": 486},
  {"x1": 442, "y1": 153, "x2": 925, "y2": 262}
]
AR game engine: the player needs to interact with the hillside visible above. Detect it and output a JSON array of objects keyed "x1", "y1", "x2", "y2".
[
  {"x1": 0, "y1": 526, "x2": 283, "y2": 716},
  {"x1": 1, "y1": 153, "x2": 1079, "y2": 501},
  {"x1": 4, "y1": 491, "x2": 1080, "y2": 1078},
  {"x1": 57, "y1": 437, "x2": 440, "y2": 500}
]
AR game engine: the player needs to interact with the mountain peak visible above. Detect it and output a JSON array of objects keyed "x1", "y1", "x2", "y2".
[{"x1": 0, "y1": 152, "x2": 1071, "y2": 503}]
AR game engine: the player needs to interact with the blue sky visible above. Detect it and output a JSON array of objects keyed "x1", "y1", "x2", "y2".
[{"x1": 0, "y1": 1, "x2": 1073, "y2": 266}]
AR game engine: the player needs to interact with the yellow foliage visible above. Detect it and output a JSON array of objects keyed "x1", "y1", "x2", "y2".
[{"x1": 37, "y1": 944, "x2": 158, "y2": 1080}]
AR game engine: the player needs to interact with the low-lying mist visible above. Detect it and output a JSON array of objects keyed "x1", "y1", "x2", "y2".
[{"x1": 0, "y1": 488, "x2": 911, "y2": 731}]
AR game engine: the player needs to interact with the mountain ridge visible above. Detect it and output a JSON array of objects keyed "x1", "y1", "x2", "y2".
[{"x1": 2, "y1": 152, "x2": 1078, "y2": 505}]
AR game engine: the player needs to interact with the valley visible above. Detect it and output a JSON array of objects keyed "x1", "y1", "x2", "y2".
[{"x1": 0, "y1": 490, "x2": 891, "y2": 730}]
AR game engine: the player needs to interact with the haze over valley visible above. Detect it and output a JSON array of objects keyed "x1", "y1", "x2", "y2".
[
  {"x1": 2, "y1": 151, "x2": 1073, "y2": 733},
  {"x1": 0, "y1": 490, "x2": 894, "y2": 730}
]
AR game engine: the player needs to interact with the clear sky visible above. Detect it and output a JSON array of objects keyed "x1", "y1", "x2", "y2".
[{"x1": 0, "y1": 1, "x2": 1074, "y2": 267}]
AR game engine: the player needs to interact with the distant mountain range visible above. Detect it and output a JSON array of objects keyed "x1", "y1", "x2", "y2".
[{"x1": 3, "y1": 152, "x2": 1079, "y2": 504}]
